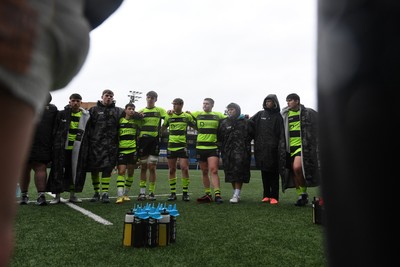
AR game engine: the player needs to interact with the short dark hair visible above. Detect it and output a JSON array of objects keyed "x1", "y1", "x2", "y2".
[
  {"x1": 172, "y1": 98, "x2": 184, "y2": 105},
  {"x1": 146, "y1": 90, "x2": 158, "y2": 99},
  {"x1": 102, "y1": 89, "x2": 114, "y2": 96},
  {"x1": 125, "y1": 103, "x2": 135, "y2": 109},
  {"x1": 70, "y1": 93, "x2": 82, "y2": 100},
  {"x1": 286, "y1": 93, "x2": 300, "y2": 102},
  {"x1": 204, "y1": 98, "x2": 214, "y2": 105}
]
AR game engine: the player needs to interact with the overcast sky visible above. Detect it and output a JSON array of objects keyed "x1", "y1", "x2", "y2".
[{"x1": 51, "y1": 0, "x2": 317, "y2": 116}]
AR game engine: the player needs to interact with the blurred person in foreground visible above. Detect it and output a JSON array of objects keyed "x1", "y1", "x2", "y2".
[
  {"x1": 281, "y1": 93, "x2": 320, "y2": 206},
  {"x1": 19, "y1": 93, "x2": 58, "y2": 206},
  {"x1": 0, "y1": 1, "x2": 123, "y2": 265},
  {"x1": 46, "y1": 93, "x2": 90, "y2": 204},
  {"x1": 318, "y1": 1, "x2": 397, "y2": 264},
  {"x1": 250, "y1": 94, "x2": 286, "y2": 205},
  {"x1": 218, "y1": 103, "x2": 254, "y2": 204},
  {"x1": 161, "y1": 98, "x2": 196, "y2": 201}
]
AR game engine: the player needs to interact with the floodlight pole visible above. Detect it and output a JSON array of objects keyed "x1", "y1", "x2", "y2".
[{"x1": 128, "y1": 90, "x2": 142, "y2": 103}]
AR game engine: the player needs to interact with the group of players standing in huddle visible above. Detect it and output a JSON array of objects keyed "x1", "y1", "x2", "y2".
[{"x1": 20, "y1": 89, "x2": 320, "y2": 207}]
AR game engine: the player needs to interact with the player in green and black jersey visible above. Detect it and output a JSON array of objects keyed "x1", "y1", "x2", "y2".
[
  {"x1": 137, "y1": 91, "x2": 167, "y2": 201},
  {"x1": 161, "y1": 98, "x2": 195, "y2": 201},
  {"x1": 115, "y1": 103, "x2": 141, "y2": 204},
  {"x1": 188, "y1": 98, "x2": 226, "y2": 204}
]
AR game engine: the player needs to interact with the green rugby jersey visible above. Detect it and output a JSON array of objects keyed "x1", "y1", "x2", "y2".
[
  {"x1": 67, "y1": 111, "x2": 82, "y2": 150},
  {"x1": 190, "y1": 111, "x2": 226, "y2": 150},
  {"x1": 119, "y1": 117, "x2": 140, "y2": 154},
  {"x1": 288, "y1": 109, "x2": 301, "y2": 156},
  {"x1": 163, "y1": 112, "x2": 195, "y2": 151},
  {"x1": 137, "y1": 106, "x2": 168, "y2": 138}
]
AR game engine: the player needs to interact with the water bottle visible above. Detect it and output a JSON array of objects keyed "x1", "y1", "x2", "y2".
[
  {"x1": 132, "y1": 208, "x2": 147, "y2": 248},
  {"x1": 122, "y1": 212, "x2": 134, "y2": 247},
  {"x1": 146, "y1": 217, "x2": 159, "y2": 248},
  {"x1": 16, "y1": 183, "x2": 21, "y2": 198},
  {"x1": 168, "y1": 204, "x2": 180, "y2": 243},
  {"x1": 312, "y1": 197, "x2": 323, "y2": 225},
  {"x1": 158, "y1": 208, "x2": 170, "y2": 246},
  {"x1": 146, "y1": 207, "x2": 162, "y2": 248}
]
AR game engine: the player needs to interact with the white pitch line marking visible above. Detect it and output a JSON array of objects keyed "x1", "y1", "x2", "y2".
[
  {"x1": 43, "y1": 192, "x2": 188, "y2": 225},
  {"x1": 46, "y1": 193, "x2": 113, "y2": 225},
  {"x1": 65, "y1": 202, "x2": 113, "y2": 225}
]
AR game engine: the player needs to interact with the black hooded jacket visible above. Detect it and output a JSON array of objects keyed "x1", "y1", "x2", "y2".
[
  {"x1": 86, "y1": 100, "x2": 123, "y2": 171},
  {"x1": 250, "y1": 94, "x2": 286, "y2": 178}
]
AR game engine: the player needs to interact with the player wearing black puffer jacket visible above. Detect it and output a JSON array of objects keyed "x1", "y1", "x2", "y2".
[{"x1": 250, "y1": 94, "x2": 286, "y2": 205}]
